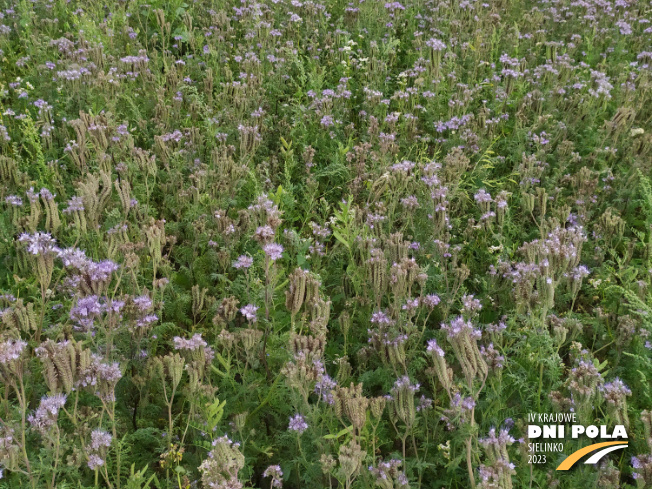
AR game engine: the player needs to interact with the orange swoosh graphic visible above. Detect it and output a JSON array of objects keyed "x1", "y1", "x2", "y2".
[{"x1": 556, "y1": 441, "x2": 628, "y2": 470}]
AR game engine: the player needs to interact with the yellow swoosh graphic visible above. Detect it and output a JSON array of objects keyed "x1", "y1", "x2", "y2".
[{"x1": 556, "y1": 441, "x2": 628, "y2": 470}]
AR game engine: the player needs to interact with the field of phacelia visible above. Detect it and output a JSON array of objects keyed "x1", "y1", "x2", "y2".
[{"x1": 0, "y1": 0, "x2": 651, "y2": 487}]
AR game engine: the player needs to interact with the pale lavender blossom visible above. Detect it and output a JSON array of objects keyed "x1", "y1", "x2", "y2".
[
  {"x1": 70, "y1": 295, "x2": 103, "y2": 330},
  {"x1": 86, "y1": 260, "x2": 120, "y2": 282},
  {"x1": 441, "y1": 316, "x2": 482, "y2": 339},
  {"x1": 57, "y1": 247, "x2": 88, "y2": 268},
  {"x1": 479, "y1": 427, "x2": 515, "y2": 448},
  {"x1": 63, "y1": 196, "x2": 84, "y2": 213},
  {"x1": 233, "y1": 255, "x2": 254, "y2": 269},
  {"x1": 90, "y1": 430, "x2": 113, "y2": 450},
  {"x1": 18, "y1": 232, "x2": 59, "y2": 256},
  {"x1": 133, "y1": 295, "x2": 153, "y2": 312},
  {"x1": 263, "y1": 243, "x2": 284, "y2": 261},
  {"x1": 240, "y1": 304, "x2": 259, "y2": 323},
  {"x1": 174, "y1": 333, "x2": 208, "y2": 351},
  {"x1": 480, "y1": 343, "x2": 505, "y2": 369},
  {"x1": 402, "y1": 298, "x2": 419, "y2": 312},
  {"x1": 255, "y1": 225, "x2": 276, "y2": 243},
  {"x1": 39, "y1": 188, "x2": 55, "y2": 200},
  {"x1": 426, "y1": 339, "x2": 445, "y2": 357},
  {"x1": 570, "y1": 265, "x2": 590, "y2": 281},
  {"x1": 87, "y1": 454, "x2": 105, "y2": 470},
  {"x1": 135, "y1": 314, "x2": 158, "y2": 328},
  {"x1": 421, "y1": 294, "x2": 441, "y2": 309},
  {"x1": 97, "y1": 362, "x2": 122, "y2": 383},
  {"x1": 288, "y1": 414, "x2": 308, "y2": 434},
  {"x1": 391, "y1": 376, "x2": 420, "y2": 394},
  {"x1": 600, "y1": 378, "x2": 632, "y2": 404},
  {"x1": 461, "y1": 294, "x2": 482, "y2": 314},
  {"x1": 426, "y1": 38, "x2": 446, "y2": 50},
  {"x1": 28, "y1": 394, "x2": 67, "y2": 434},
  {"x1": 400, "y1": 195, "x2": 419, "y2": 210},
  {"x1": 474, "y1": 189, "x2": 492, "y2": 203},
  {"x1": 0, "y1": 338, "x2": 28, "y2": 364},
  {"x1": 5, "y1": 195, "x2": 22, "y2": 206},
  {"x1": 370, "y1": 310, "x2": 395, "y2": 326},
  {"x1": 417, "y1": 395, "x2": 433, "y2": 412},
  {"x1": 263, "y1": 465, "x2": 283, "y2": 488}
]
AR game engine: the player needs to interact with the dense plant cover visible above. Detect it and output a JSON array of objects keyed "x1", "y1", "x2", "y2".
[{"x1": 0, "y1": 0, "x2": 651, "y2": 487}]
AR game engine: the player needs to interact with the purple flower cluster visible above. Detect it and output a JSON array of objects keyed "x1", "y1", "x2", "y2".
[
  {"x1": 288, "y1": 414, "x2": 308, "y2": 434},
  {"x1": 86, "y1": 429, "x2": 112, "y2": 470},
  {"x1": 28, "y1": 394, "x2": 67, "y2": 434},
  {"x1": 18, "y1": 232, "x2": 59, "y2": 256},
  {"x1": 441, "y1": 316, "x2": 481, "y2": 339},
  {"x1": 0, "y1": 338, "x2": 27, "y2": 365},
  {"x1": 262, "y1": 465, "x2": 283, "y2": 488},
  {"x1": 426, "y1": 339, "x2": 445, "y2": 357},
  {"x1": 233, "y1": 255, "x2": 254, "y2": 269},
  {"x1": 240, "y1": 304, "x2": 259, "y2": 323},
  {"x1": 173, "y1": 333, "x2": 208, "y2": 351},
  {"x1": 263, "y1": 243, "x2": 284, "y2": 261}
]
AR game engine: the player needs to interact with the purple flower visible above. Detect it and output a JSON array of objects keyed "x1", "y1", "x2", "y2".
[
  {"x1": 370, "y1": 310, "x2": 395, "y2": 326},
  {"x1": 392, "y1": 376, "x2": 420, "y2": 394},
  {"x1": 18, "y1": 232, "x2": 59, "y2": 256},
  {"x1": 384, "y1": 1, "x2": 405, "y2": 11},
  {"x1": 461, "y1": 294, "x2": 482, "y2": 313},
  {"x1": 570, "y1": 265, "x2": 590, "y2": 281},
  {"x1": 5, "y1": 195, "x2": 22, "y2": 206},
  {"x1": 288, "y1": 414, "x2": 308, "y2": 434},
  {"x1": 474, "y1": 189, "x2": 492, "y2": 203},
  {"x1": 58, "y1": 247, "x2": 88, "y2": 268},
  {"x1": 28, "y1": 394, "x2": 67, "y2": 434},
  {"x1": 263, "y1": 243, "x2": 284, "y2": 261},
  {"x1": 174, "y1": 333, "x2": 208, "y2": 351},
  {"x1": 421, "y1": 294, "x2": 441, "y2": 309},
  {"x1": 486, "y1": 322, "x2": 507, "y2": 334},
  {"x1": 135, "y1": 314, "x2": 158, "y2": 328},
  {"x1": 233, "y1": 255, "x2": 254, "y2": 269},
  {"x1": 87, "y1": 260, "x2": 119, "y2": 282},
  {"x1": 391, "y1": 160, "x2": 415, "y2": 173},
  {"x1": 402, "y1": 298, "x2": 419, "y2": 312},
  {"x1": 133, "y1": 295, "x2": 153, "y2": 312},
  {"x1": 400, "y1": 195, "x2": 419, "y2": 210},
  {"x1": 417, "y1": 395, "x2": 433, "y2": 412},
  {"x1": 263, "y1": 465, "x2": 283, "y2": 487},
  {"x1": 479, "y1": 427, "x2": 515, "y2": 448},
  {"x1": 427, "y1": 339, "x2": 445, "y2": 357},
  {"x1": 315, "y1": 373, "x2": 337, "y2": 405},
  {"x1": 441, "y1": 316, "x2": 481, "y2": 339},
  {"x1": 97, "y1": 362, "x2": 122, "y2": 383},
  {"x1": 426, "y1": 38, "x2": 446, "y2": 50},
  {"x1": 320, "y1": 115, "x2": 335, "y2": 127},
  {"x1": 600, "y1": 378, "x2": 632, "y2": 403},
  {"x1": 255, "y1": 225, "x2": 275, "y2": 242},
  {"x1": 70, "y1": 295, "x2": 103, "y2": 330},
  {"x1": 240, "y1": 304, "x2": 259, "y2": 323},
  {"x1": 40, "y1": 188, "x2": 55, "y2": 201},
  {"x1": 480, "y1": 343, "x2": 505, "y2": 369},
  {"x1": 87, "y1": 454, "x2": 105, "y2": 470},
  {"x1": 90, "y1": 430, "x2": 113, "y2": 450},
  {"x1": 63, "y1": 196, "x2": 84, "y2": 213},
  {"x1": 0, "y1": 338, "x2": 27, "y2": 364}
]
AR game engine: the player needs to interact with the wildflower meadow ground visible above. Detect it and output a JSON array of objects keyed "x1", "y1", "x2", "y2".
[{"x1": 0, "y1": 0, "x2": 651, "y2": 488}]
